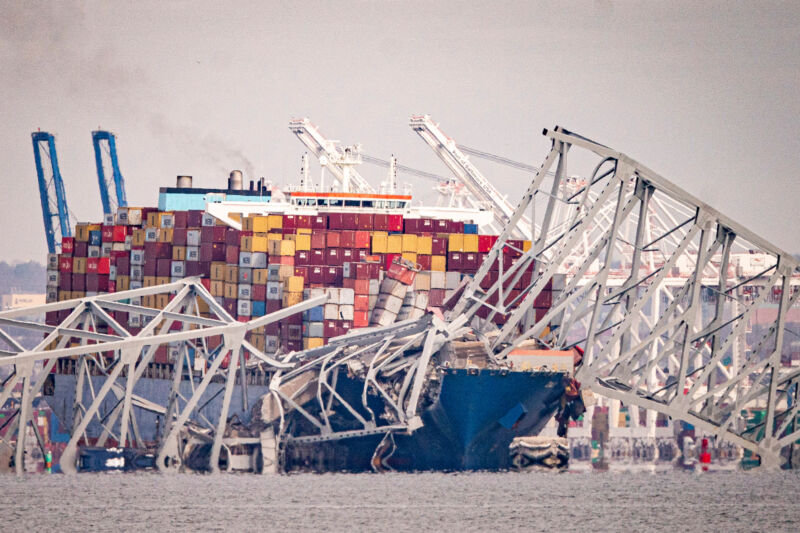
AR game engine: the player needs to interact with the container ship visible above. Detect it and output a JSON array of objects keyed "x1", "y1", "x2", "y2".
[{"x1": 39, "y1": 143, "x2": 576, "y2": 473}]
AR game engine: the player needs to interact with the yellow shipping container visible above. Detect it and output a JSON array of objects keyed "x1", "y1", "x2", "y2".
[
  {"x1": 280, "y1": 240, "x2": 296, "y2": 256},
  {"x1": 172, "y1": 246, "x2": 186, "y2": 261},
  {"x1": 252, "y1": 215, "x2": 269, "y2": 232},
  {"x1": 58, "y1": 291, "x2": 70, "y2": 302},
  {"x1": 210, "y1": 280, "x2": 225, "y2": 296},
  {"x1": 286, "y1": 275, "x2": 304, "y2": 293},
  {"x1": 225, "y1": 265, "x2": 239, "y2": 283},
  {"x1": 131, "y1": 229, "x2": 146, "y2": 247},
  {"x1": 116, "y1": 276, "x2": 130, "y2": 291},
  {"x1": 73, "y1": 257, "x2": 87, "y2": 274},
  {"x1": 463, "y1": 234, "x2": 479, "y2": 253},
  {"x1": 402, "y1": 252, "x2": 418, "y2": 264},
  {"x1": 431, "y1": 255, "x2": 447, "y2": 271},
  {"x1": 267, "y1": 233, "x2": 282, "y2": 243},
  {"x1": 296, "y1": 228, "x2": 312, "y2": 235},
  {"x1": 210, "y1": 262, "x2": 227, "y2": 280},
  {"x1": 143, "y1": 276, "x2": 158, "y2": 287},
  {"x1": 253, "y1": 268, "x2": 268, "y2": 284},
  {"x1": 224, "y1": 282, "x2": 238, "y2": 299},
  {"x1": 401, "y1": 233, "x2": 418, "y2": 252},
  {"x1": 449, "y1": 234, "x2": 464, "y2": 252},
  {"x1": 417, "y1": 235, "x2": 433, "y2": 255},
  {"x1": 283, "y1": 233, "x2": 297, "y2": 243},
  {"x1": 251, "y1": 236, "x2": 268, "y2": 253},
  {"x1": 75, "y1": 224, "x2": 90, "y2": 242},
  {"x1": 155, "y1": 294, "x2": 169, "y2": 309},
  {"x1": 146, "y1": 212, "x2": 159, "y2": 227},
  {"x1": 268, "y1": 239, "x2": 281, "y2": 255},
  {"x1": 283, "y1": 292, "x2": 303, "y2": 307},
  {"x1": 372, "y1": 233, "x2": 388, "y2": 254},
  {"x1": 142, "y1": 295, "x2": 156, "y2": 308},
  {"x1": 304, "y1": 337, "x2": 325, "y2": 350},
  {"x1": 522, "y1": 240, "x2": 532, "y2": 252},
  {"x1": 158, "y1": 228, "x2": 174, "y2": 243},
  {"x1": 387, "y1": 234, "x2": 402, "y2": 254},
  {"x1": 267, "y1": 214, "x2": 283, "y2": 231},
  {"x1": 278, "y1": 265, "x2": 294, "y2": 280},
  {"x1": 156, "y1": 276, "x2": 170, "y2": 285}
]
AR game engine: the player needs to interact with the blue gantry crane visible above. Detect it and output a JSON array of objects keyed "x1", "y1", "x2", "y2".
[
  {"x1": 92, "y1": 130, "x2": 127, "y2": 216},
  {"x1": 32, "y1": 131, "x2": 72, "y2": 254}
]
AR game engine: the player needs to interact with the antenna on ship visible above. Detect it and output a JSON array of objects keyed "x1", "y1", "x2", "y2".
[
  {"x1": 389, "y1": 155, "x2": 398, "y2": 194},
  {"x1": 300, "y1": 153, "x2": 312, "y2": 191}
]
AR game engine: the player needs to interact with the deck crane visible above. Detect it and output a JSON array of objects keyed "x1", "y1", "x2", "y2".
[
  {"x1": 409, "y1": 114, "x2": 533, "y2": 239},
  {"x1": 32, "y1": 131, "x2": 72, "y2": 254},
  {"x1": 288, "y1": 118, "x2": 375, "y2": 193},
  {"x1": 92, "y1": 130, "x2": 127, "y2": 216}
]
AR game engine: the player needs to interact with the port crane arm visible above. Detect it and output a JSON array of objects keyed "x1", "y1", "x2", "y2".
[
  {"x1": 288, "y1": 118, "x2": 375, "y2": 193},
  {"x1": 409, "y1": 114, "x2": 532, "y2": 238},
  {"x1": 32, "y1": 132, "x2": 72, "y2": 254},
  {"x1": 92, "y1": 130, "x2": 128, "y2": 215}
]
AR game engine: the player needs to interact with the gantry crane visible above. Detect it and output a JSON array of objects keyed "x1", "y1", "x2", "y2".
[
  {"x1": 409, "y1": 114, "x2": 533, "y2": 239},
  {"x1": 32, "y1": 131, "x2": 72, "y2": 254},
  {"x1": 288, "y1": 118, "x2": 375, "y2": 193},
  {"x1": 92, "y1": 130, "x2": 127, "y2": 216}
]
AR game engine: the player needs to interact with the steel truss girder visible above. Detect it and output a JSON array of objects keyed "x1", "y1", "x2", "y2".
[{"x1": 453, "y1": 126, "x2": 800, "y2": 468}]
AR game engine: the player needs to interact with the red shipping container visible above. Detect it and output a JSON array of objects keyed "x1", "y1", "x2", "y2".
[
  {"x1": 325, "y1": 266, "x2": 343, "y2": 285},
  {"x1": 225, "y1": 229, "x2": 242, "y2": 247},
  {"x1": 342, "y1": 278, "x2": 356, "y2": 289},
  {"x1": 296, "y1": 215, "x2": 311, "y2": 229},
  {"x1": 200, "y1": 242, "x2": 226, "y2": 262},
  {"x1": 463, "y1": 253, "x2": 479, "y2": 272},
  {"x1": 310, "y1": 249, "x2": 325, "y2": 265},
  {"x1": 429, "y1": 288, "x2": 446, "y2": 307},
  {"x1": 310, "y1": 231, "x2": 327, "y2": 249},
  {"x1": 59, "y1": 274, "x2": 72, "y2": 291},
  {"x1": 173, "y1": 211, "x2": 188, "y2": 229},
  {"x1": 101, "y1": 225, "x2": 114, "y2": 242},
  {"x1": 388, "y1": 214, "x2": 403, "y2": 232},
  {"x1": 368, "y1": 263, "x2": 381, "y2": 279},
  {"x1": 279, "y1": 256, "x2": 294, "y2": 266},
  {"x1": 157, "y1": 258, "x2": 172, "y2": 277},
  {"x1": 354, "y1": 262, "x2": 369, "y2": 279},
  {"x1": 326, "y1": 248, "x2": 342, "y2": 266},
  {"x1": 252, "y1": 284, "x2": 267, "y2": 300},
  {"x1": 293, "y1": 266, "x2": 308, "y2": 282},
  {"x1": 153, "y1": 345, "x2": 169, "y2": 365},
  {"x1": 62, "y1": 237, "x2": 75, "y2": 254},
  {"x1": 143, "y1": 260, "x2": 157, "y2": 276},
  {"x1": 419, "y1": 218, "x2": 433, "y2": 233},
  {"x1": 223, "y1": 298, "x2": 237, "y2": 317},
  {"x1": 326, "y1": 231, "x2": 341, "y2": 248},
  {"x1": 97, "y1": 257, "x2": 110, "y2": 274},
  {"x1": 432, "y1": 237, "x2": 448, "y2": 255},
  {"x1": 356, "y1": 249, "x2": 368, "y2": 262},
  {"x1": 172, "y1": 228, "x2": 188, "y2": 246},
  {"x1": 354, "y1": 231, "x2": 370, "y2": 249},
  {"x1": 323, "y1": 320, "x2": 338, "y2": 339},
  {"x1": 340, "y1": 320, "x2": 352, "y2": 336},
  {"x1": 387, "y1": 262, "x2": 416, "y2": 285},
  {"x1": 354, "y1": 294, "x2": 370, "y2": 311},
  {"x1": 404, "y1": 218, "x2": 419, "y2": 233},
  {"x1": 504, "y1": 240, "x2": 524, "y2": 258},
  {"x1": 434, "y1": 219, "x2": 450, "y2": 233},
  {"x1": 478, "y1": 235, "x2": 497, "y2": 253},
  {"x1": 283, "y1": 214, "x2": 297, "y2": 230},
  {"x1": 225, "y1": 245, "x2": 240, "y2": 264},
  {"x1": 340, "y1": 231, "x2": 355, "y2": 249},
  {"x1": 353, "y1": 310, "x2": 369, "y2": 328},
  {"x1": 328, "y1": 212, "x2": 343, "y2": 230},
  {"x1": 373, "y1": 214, "x2": 388, "y2": 231},
  {"x1": 534, "y1": 290, "x2": 553, "y2": 309},
  {"x1": 449, "y1": 220, "x2": 465, "y2": 233},
  {"x1": 480, "y1": 270, "x2": 498, "y2": 290},
  {"x1": 187, "y1": 210, "x2": 204, "y2": 227},
  {"x1": 353, "y1": 279, "x2": 370, "y2": 294},
  {"x1": 145, "y1": 241, "x2": 172, "y2": 259},
  {"x1": 309, "y1": 266, "x2": 325, "y2": 284},
  {"x1": 341, "y1": 213, "x2": 358, "y2": 230},
  {"x1": 311, "y1": 214, "x2": 327, "y2": 229},
  {"x1": 73, "y1": 242, "x2": 88, "y2": 257},
  {"x1": 71, "y1": 274, "x2": 86, "y2": 291},
  {"x1": 341, "y1": 248, "x2": 356, "y2": 264},
  {"x1": 266, "y1": 299, "x2": 282, "y2": 313},
  {"x1": 185, "y1": 261, "x2": 209, "y2": 277},
  {"x1": 448, "y1": 252, "x2": 464, "y2": 270},
  {"x1": 295, "y1": 250, "x2": 310, "y2": 266},
  {"x1": 384, "y1": 253, "x2": 400, "y2": 271},
  {"x1": 86, "y1": 257, "x2": 99, "y2": 273},
  {"x1": 200, "y1": 277, "x2": 211, "y2": 291},
  {"x1": 357, "y1": 213, "x2": 373, "y2": 230},
  {"x1": 59, "y1": 256, "x2": 73, "y2": 272},
  {"x1": 86, "y1": 274, "x2": 109, "y2": 292},
  {"x1": 201, "y1": 225, "x2": 227, "y2": 243},
  {"x1": 417, "y1": 255, "x2": 431, "y2": 270}
]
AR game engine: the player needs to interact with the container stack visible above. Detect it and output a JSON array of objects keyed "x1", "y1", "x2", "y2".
[{"x1": 49, "y1": 203, "x2": 549, "y2": 358}]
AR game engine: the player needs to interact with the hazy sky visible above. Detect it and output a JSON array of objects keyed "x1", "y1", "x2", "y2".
[{"x1": 1, "y1": 0, "x2": 798, "y2": 262}]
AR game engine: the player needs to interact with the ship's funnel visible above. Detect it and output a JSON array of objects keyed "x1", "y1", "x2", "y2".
[
  {"x1": 176, "y1": 175, "x2": 193, "y2": 189},
  {"x1": 228, "y1": 170, "x2": 243, "y2": 190}
]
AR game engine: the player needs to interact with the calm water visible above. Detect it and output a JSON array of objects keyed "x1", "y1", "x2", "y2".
[{"x1": 1, "y1": 470, "x2": 798, "y2": 532}]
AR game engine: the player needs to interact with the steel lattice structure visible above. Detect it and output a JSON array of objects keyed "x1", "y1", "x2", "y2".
[{"x1": 1, "y1": 125, "x2": 798, "y2": 474}]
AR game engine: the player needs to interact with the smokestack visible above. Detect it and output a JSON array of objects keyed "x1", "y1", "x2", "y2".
[
  {"x1": 228, "y1": 170, "x2": 243, "y2": 190},
  {"x1": 176, "y1": 175, "x2": 193, "y2": 189},
  {"x1": 249, "y1": 179, "x2": 255, "y2": 191}
]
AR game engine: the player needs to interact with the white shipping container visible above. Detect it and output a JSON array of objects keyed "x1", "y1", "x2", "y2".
[
  {"x1": 325, "y1": 287, "x2": 340, "y2": 305},
  {"x1": 339, "y1": 288, "x2": 354, "y2": 306},
  {"x1": 109, "y1": 265, "x2": 116, "y2": 281},
  {"x1": 127, "y1": 208, "x2": 143, "y2": 226},
  {"x1": 46, "y1": 270, "x2": 59, "y2": 287},
  {"x1": 307, "y1": 322, "x2": 324, "y2": 338},
  {"x1": 238, "y1": 284, "x2": 252, "y2": 300},
  {"x1": 130, "y1": 250, "x2": 145, "y2": 265},
  {"x1": 266, "y1": 282, "x2": 283, "y2": 300},
  {"x1": 251, "y1": 252, "x2": 267, "y2": 268},
  {"x1": 237, "y1": 299, "x2": 252, "y2": 316},
  {"x1": 145, "y1": 228, "x2": 159, "y2": 242},
  {"x1": 103, "y1": 213, "x2": 115, "y2": 225},
  {"x1": 239, "y1": 251, "x2": 253, "y2": 267},
  {"x1": 171, "y1": 261, "x2": 185, "y2": 277},
  {"x1": 47, "y1": 253, "x2": 58, "y2": 269},
  {"x1": 376, "y1": 294, "x2": 403, "y2": 314},
  {"x1": 445, "y1": 272, "x2": 461, "y2": 290},
  {"x1": 414, "y1": 291, "x2": 429, "y2": 310},
  {"x1": 186, "y1": 246, "x2": 199, "y2": 261},
  {"x1": 339, "y1": 304, "x2": 354, "y2": 320},
  {"x1": 88, "y1": 246, "x2": 101, "y2": 258},
  {"x1": 324, "y1": 303, "x2": 340, "y2": 320},
  {"x1": 101, "y1": 242, "x2": 112, "y2": 257},
  {"x1": 115, "y1": 207, "x2": 129, "y2": 225},
  {"x1": 265, "y1": 335, "x2": 280, "y2": 352},
  {"x1": 202, "y1": 214, "x2": 216, "y2": 227},
  {"x1": 369, "y1": 279, "x2": 381, "y2": 295},
  {"x1": 187, "y1": 230, "x2": 201, "y2": 246},
  {"x1": 130, "y1": 266, "x2": 143, "y2": 280},
  {"x1": 413, "y1": 272, "x2": 431, "y2": 292},
  {"x1": 371, "y1": 308, "x2": 397, "y2": 327},
  {"x1": 112, "y1": 242, "x2": 126, "y2": 252}
]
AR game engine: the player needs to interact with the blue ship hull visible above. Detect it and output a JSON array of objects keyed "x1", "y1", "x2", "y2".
[{"x1": 45, "y1": 367, "x2": 566, "y2": 472}]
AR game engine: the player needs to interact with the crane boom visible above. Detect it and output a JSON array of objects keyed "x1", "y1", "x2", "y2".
[
  {"x1": 92, "y1": 130, "x2": 127, "y2": 215},
  {"x1": 32, "y1": 132, "x2": 72, "y2": 254},
  {"x1": 288, "y1": 118, "x2": 375, "y2": 193},
  {"x1": 409, "y1": 114, "x2": 532, "y2": 238}
]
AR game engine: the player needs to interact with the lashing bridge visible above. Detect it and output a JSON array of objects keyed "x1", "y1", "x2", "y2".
[{"x1": 0, "y1": 126, "x2": 798, "y2": 473}]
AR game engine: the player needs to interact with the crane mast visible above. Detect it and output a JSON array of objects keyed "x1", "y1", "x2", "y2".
[
  {"x1": 288, "y1": 118, "x2": 375, "y2": 193},
  {"x1": 32, "y1": 132, "x2": 72, "y2": 254},
  {"x1": 409, "y1": 114, "x2": 532, "y2": 239},
  {"x1": 92, "y1": 130, "x2": 127, "y2": 216}
]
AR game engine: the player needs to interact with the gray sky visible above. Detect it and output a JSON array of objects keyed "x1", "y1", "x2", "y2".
[{"x1": 1, "y1": 0, "x2": 798, "y2": 263}]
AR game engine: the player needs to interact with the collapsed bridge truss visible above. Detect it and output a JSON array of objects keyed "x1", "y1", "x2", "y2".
[{"x1": 1, "y1": 126, "x2": 798, "y2": 474}]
